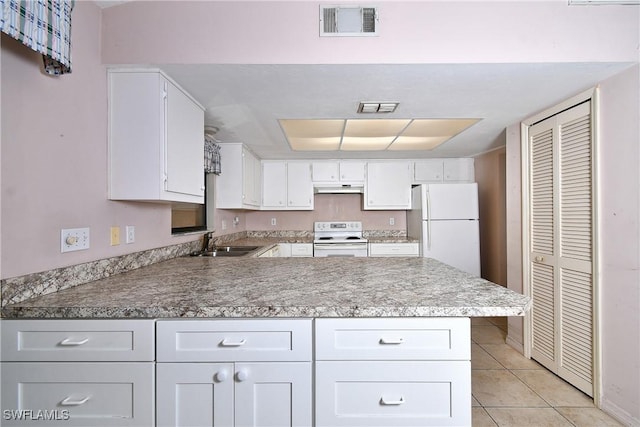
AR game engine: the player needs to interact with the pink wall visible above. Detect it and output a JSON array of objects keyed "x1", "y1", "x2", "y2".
[
  {"x1": 101, "y1": 1, "x2": 639, "y2": 65},
  {"x1": 597, "y1": 65, "x2": 640, "y2": 425},
  {"x1": 0, "y1": 2, "x2": 196, "y2": 279}
]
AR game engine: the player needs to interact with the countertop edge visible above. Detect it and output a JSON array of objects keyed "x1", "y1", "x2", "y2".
[{"x1": 1, "y1": 305, "x2": 529, "y2": 319}]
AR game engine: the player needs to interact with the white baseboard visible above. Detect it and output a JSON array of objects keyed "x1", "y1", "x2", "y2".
[
  {"x1": 506, "y1": 334, "x2": 524, "y2": 354},
  {"x1": 600, "y1": 396, "x2": 640, "y2": 427}
]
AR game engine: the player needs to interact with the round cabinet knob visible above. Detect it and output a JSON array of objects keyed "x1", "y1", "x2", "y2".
[
  {"x1": 215, "y1": 369, "x2": 229, "y2": 382},
  {"x1": 235, "y1": 369, "x2": 249, "y2": 382}
]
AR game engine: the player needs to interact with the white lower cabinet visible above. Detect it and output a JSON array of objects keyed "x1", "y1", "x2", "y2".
[
  {"x1": 1, "y1": 362, "x2": 154, "y2": 426},
  {"x1": 368, "y1": 242, "x2": 419, "y2": 257},
  {"x1": 315, "y1": 318, "x2": 471, "y2": 427},
  {"x1": 156, "y1": 319, "x2": 313, "y2": 427},
  {"x1": 0, "y1": 320, "x2": 155, "y2": 426},
  {"x1": 316, "y1": 361, "x2": 470, "y2": 427},
  {"x1": 1, "y1": 318, "x2": 472, "y2": 427}
]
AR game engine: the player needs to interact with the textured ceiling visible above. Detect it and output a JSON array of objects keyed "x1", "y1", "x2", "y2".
[{"x1": 161, "y1": 62, "x2": 632, "y2": 159}]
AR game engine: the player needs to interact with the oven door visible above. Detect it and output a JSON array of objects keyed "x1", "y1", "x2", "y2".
[{"x1": 313, "y1": 243, "x2": 368, "y2": 257}]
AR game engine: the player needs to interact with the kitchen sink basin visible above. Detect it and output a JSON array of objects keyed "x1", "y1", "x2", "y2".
[
  {"x1": 189, "y1": 246, "x2": 261, "y2": 257},
  {"x1": 216, "y1": 246, "x2": 260, "y2": 252}
]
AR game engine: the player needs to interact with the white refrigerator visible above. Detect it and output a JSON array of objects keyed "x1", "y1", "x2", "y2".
[{"x1": 407, "y1": 183, "x2": 481, "y2": 276}]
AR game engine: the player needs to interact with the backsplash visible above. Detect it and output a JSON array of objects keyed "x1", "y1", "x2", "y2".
[
  {"x1": 1, "y1": 239, "x2": 201, "y2": 308},
  {"x1": 246, "y1": 193, "x2": 407, "y2": 231}
]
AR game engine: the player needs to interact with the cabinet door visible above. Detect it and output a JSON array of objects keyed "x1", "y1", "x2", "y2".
[
  {"x1": 242, "y1": 149, "x2": 259, "y2": 207},
  {"x1": 278, "y1": 243, "x2": 292, "y2": 257},
  {"x1": 235, "y1": 362, "x2": 312, "y2": 427},
  {"x1": 262, "y1": 162, "x2": 287, "y2": 208},
  {"x1": 316, "y1": 361, "x2": 471, "y2": 427},
  {"x1": 156, "y1": 363, "x2": 234, "y2": 427},
  {"x1": 339, "y1": 161, "x2": 366, "y2": 183},
  {"x1": 312, "y1": 162, "x2": 339, "y2": 182},
  {"x1": 290, "y1": 243, "x2": 313, "y2": 257},
  {"x1": 165, "y1": 80, "x2": 205, "y2": 198},
  {"x1": 413, "y1": 160, "x2": 443, "y2": 183},
  {"x1": 443, "y1": 158, "x2": 474, "y2": 182},
  {"x1": 287, "y1": 162, "x2": 313, "y2": 209},
  {"x1": 365, "y1": 162, "x2": 411, "y2": 209}
]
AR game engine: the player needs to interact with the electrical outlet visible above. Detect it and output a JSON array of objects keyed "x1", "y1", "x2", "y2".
[
  {"x1": 271, "y1": 217, "x2": 277, "y2": 226},
  {"x1": 389, "y1": 217, "x2": 395, "y2": 226},
  {"x1": 125, "y1": 225, "x2": 135, "y2": 244},
  {"x1": 110, "y1": 226, "x2": 120, "y2": 246},
  {"x1": 61, "y1": 228, "x2": 90, "y2": 253},
  {"x1": 221, "y1": 219, "x2": 227, "y2": 230}
]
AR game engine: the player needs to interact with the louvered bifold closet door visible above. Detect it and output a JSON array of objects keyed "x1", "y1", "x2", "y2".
[
  {"x1": 558, "y1": 101, "x2": 593, "y2": 396},
  {"x1": 529, "y1": 119, "x2": 558, "y2": 372},
  {"x1": 528, "y1": 100, "x2": 594, "y2": 397}
]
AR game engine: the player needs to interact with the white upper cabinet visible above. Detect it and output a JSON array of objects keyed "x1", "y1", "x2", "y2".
[
  {"x1": 262, "y1": 161, "x2": 288, "y2": 208},
  {"x1": 287, "y1": 162, "x2": 314, "y2": 208},
  {"x1": 312, "y1": 162, "x2": 339, "y2": 182},
  {"x1": 413, "y1": 158, "x2": 475, "y2": 183},
  {"x1": 443, "y1": 158, "x2": 475, "y2": 182},
  {"x1": 108, "y1": 69, "x2": 205, "y2": 203},
  {"x1": 263, "y1": 161, "x2": 313, "y2": 210},
  {"x1": 215, "y1": 143, "x2": 261, "y2": 209},
  {"x1": 312, "y1": 161, "x2": 366, "y2": 184},
  {"x1": 413, "y1": 159, "x2": 444, "y2": 183},
  {"x1": 364, "y1": 161, "x2": 412, "y2": 210}
]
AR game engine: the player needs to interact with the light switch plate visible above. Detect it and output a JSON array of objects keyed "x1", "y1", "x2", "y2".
[
  {"x1": 125, "y1": 225, "x2": 135, "y2": 244},
  {"x1": 61, "y1": 228, "x2": 90, "y2": 253}
]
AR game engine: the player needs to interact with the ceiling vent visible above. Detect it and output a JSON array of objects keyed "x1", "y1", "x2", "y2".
[
  {"x1": 357, "y1": 102, "x2": 399, "y2": 113},
  {"x1": 320, "y1": 5, "x2": 378, "y2": 36}
]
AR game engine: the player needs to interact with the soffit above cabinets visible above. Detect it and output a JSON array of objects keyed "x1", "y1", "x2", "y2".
[{"x1": 280, "y1": 118, "x2": 480, "y2": 152}]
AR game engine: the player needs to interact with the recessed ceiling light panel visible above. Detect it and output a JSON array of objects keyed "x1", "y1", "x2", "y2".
[{"x1": 280, "y1": 117, "x2": 481, "y2": 152}]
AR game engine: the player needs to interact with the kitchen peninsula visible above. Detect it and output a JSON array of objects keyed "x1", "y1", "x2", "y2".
[{"x1": 1, "y1": 257, "x2": 530, "y2": 427}]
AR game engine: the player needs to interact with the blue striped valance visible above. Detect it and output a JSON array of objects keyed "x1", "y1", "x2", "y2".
[{"x1": 0, "y1": 0, "x2": 74, "y2": 75}]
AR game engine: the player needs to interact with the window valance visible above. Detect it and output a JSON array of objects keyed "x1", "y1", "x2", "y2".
[{"x1": 0, "y1": 0, "x2": 74, "y2": 75}]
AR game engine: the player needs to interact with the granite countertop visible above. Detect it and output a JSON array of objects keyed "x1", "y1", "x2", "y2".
[{"x1": 1, "y1": 257, "x2": 530, "y2": 319}]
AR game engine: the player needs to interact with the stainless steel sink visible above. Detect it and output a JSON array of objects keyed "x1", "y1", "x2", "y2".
[
  {"x1": 190, "y1": 246, "x2": 261, "y2": 257},
  {"x1": 215, "y1": 246, "x2": 260, "y2": 252}
]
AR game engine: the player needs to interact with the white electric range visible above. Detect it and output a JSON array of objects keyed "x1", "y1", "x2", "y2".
[{"x1": 313, "y1": 221, "x2": 368, "y2": 257}]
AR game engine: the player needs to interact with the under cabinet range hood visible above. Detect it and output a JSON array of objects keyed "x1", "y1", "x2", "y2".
[{"x1": 313, "y1": 184, "x2": 364, "y2": 194}]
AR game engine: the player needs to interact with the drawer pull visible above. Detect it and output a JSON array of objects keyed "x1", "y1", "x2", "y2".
[
  {"x1": 59, "y1": 337, "x2": 90, "y2": 346},
  {"x1": 220, "y1": 338, "x2": 247, "y2": 347},
  {"x1": 61, "y1": 396, "x2": 91, "y2": 406},
  {"x1": 379, "y1": 337, "x2": 404, "y2": 345},
  {"x1": 380, "y1": 396, "x2": 405, "y2": 406}
]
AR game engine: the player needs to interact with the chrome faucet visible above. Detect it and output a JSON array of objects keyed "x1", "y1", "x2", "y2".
[{"x1": 201, "y1": 232, "x2": 214, "y2": 252}]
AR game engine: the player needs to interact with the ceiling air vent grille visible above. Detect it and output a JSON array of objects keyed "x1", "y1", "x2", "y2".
[{"x1": 320, "y1": 6, "x2": 378, "y2": 37}]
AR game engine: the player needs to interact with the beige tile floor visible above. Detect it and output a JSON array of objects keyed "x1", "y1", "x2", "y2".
[{"x1": 471, "y1": 317, "x2": 623, "y2": 427}]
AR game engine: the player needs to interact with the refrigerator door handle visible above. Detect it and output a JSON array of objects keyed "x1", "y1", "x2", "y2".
[{"x1": 426, "y1": 188, "x2": 432, "y2": 250}]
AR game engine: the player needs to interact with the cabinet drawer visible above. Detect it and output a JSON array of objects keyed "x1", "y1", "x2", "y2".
[
  {"x1": 316, "y1": 361, "x2": 471, "y2": 427},
  {"x1": 290, "y1": 243, "x2": 313, "y2": 257},
  {"x1": 156, "y1": 319, "x2": 312, "y2": 362},
  {"x1": 0, "y1": 362, "x2": 154, "y2": 426},
  {"x1": 315, "y1": 318, "x2": 470, "y2": 361},
  {"x1": 0, "y1": 320, "x2": 155, "y2": 361},
  {"x1": 368, "y1": 243, "x2": 419, "y2": 257}
]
